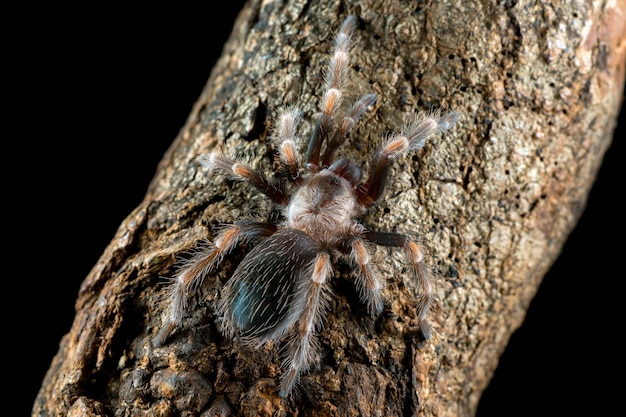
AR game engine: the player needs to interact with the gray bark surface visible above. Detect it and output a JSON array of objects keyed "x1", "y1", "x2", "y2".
[{"x1": 34, "y1": 0, "x2": 625, "y2": 416}]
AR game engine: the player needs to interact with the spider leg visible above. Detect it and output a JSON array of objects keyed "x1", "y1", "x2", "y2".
[
  {"x1": 320, "y1": 93, "x2": 376, "y2": 168},
  {"x1": 280, "y1": 251, "x2": 333, "y2": 397},
  {"x1": 156, "y1": 222, "x2": 277, "y2": 345},
  {"x1": 338, "y1": 235, "x2": 384, "y2": 316},
  {"x1": 306, "y1": 16, "x2": 356, "y2": 172},
  {"x1": 357, "y1": 110, "x2": 459, "y2": 207},
  {"x1": 200, "y1": 151, "x2": 289, "y2": 206},
  {"x1": 363, "y1": 230, "x2": 433, "y2": 339},
  {"x1": 276, "y1": 108, "x2": 303, "y2": 184}
]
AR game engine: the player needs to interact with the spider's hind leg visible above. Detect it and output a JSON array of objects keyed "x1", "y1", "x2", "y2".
[
  {"x1": 156, "y1": 222, "x2": 277, "y2": 345},
  {"x1": 279, "y1": 251, "x2": 333, "y2": 397},
  {"x1": 363, "y1": 230, "x2": 434, "y2": 339},
  {"x1": 338, "y1": 235, "x2": 385, "y2": 316}
]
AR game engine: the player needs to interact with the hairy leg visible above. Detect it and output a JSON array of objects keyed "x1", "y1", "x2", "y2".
[
  {"x1": 275, "y1": 108, "x2": 303, "y2": 183},
  {"x1": 306, "y1": 16, "x2": 356, "y2": 171},
  {"x1": 338, "y1": 235, "x2": 385, "y2": 316},
  {"x1": 320, "y1": 93, "x2": 376, "y2": 168},
  {"x1": 363, "y1": 230, "x2": 434, "y2": 339},
  {"x1": 279, "y1": 251, "x2": 333, "y2": 397},
  {"x1": 357, "y1": 110, "x2": 459, "y2": 207},
  {"x1": 200, "y1": 151, "x2": 289, "y2": 205},
  {"x1": 156, "y1": 222, "x2": 277, "y2": 345}
]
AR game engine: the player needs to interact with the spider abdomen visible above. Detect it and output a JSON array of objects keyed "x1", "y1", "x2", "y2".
[{"x1": 218, "y1": 229, "x2": 324, "y2": 344}]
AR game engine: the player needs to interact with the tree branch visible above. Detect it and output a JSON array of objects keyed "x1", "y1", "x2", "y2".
[{"x1": 34, "y1": 0, "x2": 625, "y2": 416}]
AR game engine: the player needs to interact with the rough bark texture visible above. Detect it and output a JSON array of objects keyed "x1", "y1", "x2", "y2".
[{"x1": 34, "y1": 0, "x2": 624, "y2": 416}]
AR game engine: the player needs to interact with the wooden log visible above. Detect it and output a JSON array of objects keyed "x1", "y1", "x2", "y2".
[{"x1": 33, "y1": 0, "x2": 625, "y2": 416}]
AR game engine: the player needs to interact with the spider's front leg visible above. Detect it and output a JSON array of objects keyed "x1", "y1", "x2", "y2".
[
  {"x1": 305, "y1": 15, "x2": 356, "y2": 171},
  {"x1": 156, "y1": 221, "x2": 277, "y2": 345},
  {"x1": 363, "y1": 230, "x2": 434, "y2": 339},
  {"x1": 357, "y1": 110, "x2": 459, "y2": 207},
  {"x1": 275, "y1": 108, "x2": 303, "y2": 183},
  {"x1": 200, "y1": 151, "x2": 289, "y2": 206}
]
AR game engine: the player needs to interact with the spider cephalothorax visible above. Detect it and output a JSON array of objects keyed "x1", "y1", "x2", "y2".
[{"x1": 157, "y1": 15, "x2": 458, "y2": 397}]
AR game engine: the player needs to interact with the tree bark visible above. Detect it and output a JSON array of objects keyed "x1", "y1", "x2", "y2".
[{"x1": 34, "y1": 1, "x2": 625, "y2": 416}]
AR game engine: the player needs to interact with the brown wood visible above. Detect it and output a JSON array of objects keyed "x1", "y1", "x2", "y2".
[{"x1": 33, "y1": 0, "x2": 625, "y2": 416}]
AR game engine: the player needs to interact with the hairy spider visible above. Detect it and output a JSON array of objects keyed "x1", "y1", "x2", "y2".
[{"x1": 157, "y1": 15, "x2": 458, "y2": 397}]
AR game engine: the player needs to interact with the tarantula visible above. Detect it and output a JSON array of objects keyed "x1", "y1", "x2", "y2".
[{"x1": 157, "y1": 15, "x2": 458, "y2": 397}]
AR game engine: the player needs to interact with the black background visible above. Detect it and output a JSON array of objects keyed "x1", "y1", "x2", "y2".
[{"x1": 15, "y1": 3, "x2": 622, "y2": 416}]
